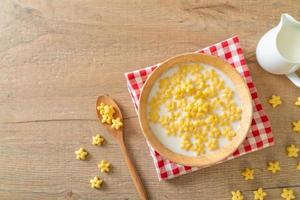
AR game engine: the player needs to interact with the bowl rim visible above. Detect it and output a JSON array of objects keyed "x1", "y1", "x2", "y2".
[{"x1": 138, "y1": 53, "x2": 253, "y2": 167}]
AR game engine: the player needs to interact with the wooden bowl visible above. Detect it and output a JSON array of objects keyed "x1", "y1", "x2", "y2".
[{"x1": 138, "y1": 53, "x2": 253, "y2": 167}]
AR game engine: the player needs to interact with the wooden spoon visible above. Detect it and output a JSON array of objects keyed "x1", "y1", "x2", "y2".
[{"x1": 96, "y1": 95, "x2": 148, "y2": 200}]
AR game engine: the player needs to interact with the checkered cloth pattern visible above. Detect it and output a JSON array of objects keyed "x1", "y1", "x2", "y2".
[{"x1": 125, "y1": 36, "x2": 274, "y2": 180}]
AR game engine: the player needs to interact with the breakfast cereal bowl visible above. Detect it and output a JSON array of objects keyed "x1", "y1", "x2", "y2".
[{"x1": 138, "y1": 53, "x2": 252, "y2": 167}]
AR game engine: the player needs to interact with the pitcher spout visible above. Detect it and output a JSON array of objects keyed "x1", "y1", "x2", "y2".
[{"x1": 281, "y1": 13, "x2": 300, "y2": 28}]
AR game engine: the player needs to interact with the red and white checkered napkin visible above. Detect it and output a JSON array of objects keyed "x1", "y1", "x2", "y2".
[{"x1": 125, "y1": 36, "x2": 274, "y2": 181}]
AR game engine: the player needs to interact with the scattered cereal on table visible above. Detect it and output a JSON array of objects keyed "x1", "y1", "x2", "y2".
[
  {"x1": 90, "y1": 176, "x2": 103, "y2": 189},
  {"x1": 292, "y1": 121, "x2": 300, "y2": 133},
  {"x1": 242, "y1": 168, "x2": 254, "y2": 180},
  {"x1": 281, "y1": 188, "x2": 295, "y2": 200},
  {"x1": 98, "y1": 160, "x2": 111, "y2": 173},
  {"x1": 295, "y1": 97, "x2": 300, "y2": 106},
  {"x1": 267, "y1": 161, "x2": 281, "y2": 173},
  {"x1": 111, "y1": 117, "x2": 123, "y2": 130},
  {"x1": 287, "y1": 144, "x2": 299, "y2": 158},
  {"x1": 254, "y1": 188, "x2": 267, "y2": 200},
  {"x1": 231, "y1": 190, "x2": 244, "y2": 200},
  {"x1": 297, "y1": 161, "x2": 300, "y2": 170},
  {"x1": 92, "y1": 134, "x2": 105, "y2": 146},
  {"x1": 268, "y1": 95, "x2": 282, "y2": 108},
  {"x1": 75, "y1": 148, "x2": 88, "y2": 160}
]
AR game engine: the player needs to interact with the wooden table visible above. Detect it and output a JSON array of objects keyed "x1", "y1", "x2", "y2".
[{"x1": 1, "y1": 0, "x2": 299, "y2": 199}]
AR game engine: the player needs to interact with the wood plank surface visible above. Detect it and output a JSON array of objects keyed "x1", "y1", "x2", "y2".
[{"x1": 0, "y1": 0, "x2": 300, "y2": 199}]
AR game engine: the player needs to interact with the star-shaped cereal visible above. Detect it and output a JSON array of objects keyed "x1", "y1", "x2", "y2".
[
  {"x1": 254, "y1": 188, "x2": 267, "y2": 200},
  {"x1": 297, "y1": 161, "x2": 300, "y2": 170},
  {"x1": 193, "y1": 142, "x2": 205, "y2": 156},
  {"x1": 92, "y1": 134, "x2": 105, "y2": 146},
  {"x1": 90, "y1": 176, "x2": 103, "y2": 189},
  {"x1": 267, "y1": 161, "x2": 281, "y2": 173},
  {"x1": 242, "y1": 168, "x2": 254, "y2": 180},
  {"x1": 97, "y1": 102, "x2": 105, "y2": 112},
  {"x1": 292, "y1": 121, "x2": 300, "y2": 133},
  {"x1": 98, "y1": 160, "x2": 111, "y2": 173},
  {"x1": 75, "y1": 148, "x2": 88, "y2": 160},
  {"x1": 181, "y1": 137, "x2": 193, "y2": 150},
  {"x1": 287, "y1": 144, "x2": 299, "y2": 158},
  {"x1": 111, "y1": 117, "x2": 123, "y2": 130},
  {"x1": 281, "y1": 188, "x2": 295, "y2": 200},
  {"x1": 103, "y1": 105, "x2": 115, "y2": 116},
  {"x1": 101, "y1": 114, "x2": 113, "y2": 124},
  {"x1": 98, "y1": 103, "x2": 115, "y2": 124},
  {"x1": 231, "y1": 190, "x2": 244, "y2": 200},
  {"x1": 295, "y1": 97, "x2": 300, "y2": 106},
  {"x1": 207, "y1": 138, "x2": 219, "y2": 151},
  {"x1": 268, "y1": 95, "x2": 282, "y2": 108}
]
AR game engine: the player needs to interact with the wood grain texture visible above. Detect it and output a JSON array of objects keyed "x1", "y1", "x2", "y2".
[{"x1": 0, "y1": 0, "x2": 300, "y2": 199}]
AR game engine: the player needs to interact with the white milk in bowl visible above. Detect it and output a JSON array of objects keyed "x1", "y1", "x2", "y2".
[{"x1": 147, "y1": 62, "x2": 242, "y2": 157}]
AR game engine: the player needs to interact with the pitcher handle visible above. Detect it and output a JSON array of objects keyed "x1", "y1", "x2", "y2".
[{"x1": 287, "y1": 71, "x2": 300, "y2": 87}]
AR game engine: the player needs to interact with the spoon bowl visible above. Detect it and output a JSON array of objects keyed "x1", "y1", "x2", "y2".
[{"x1": 96, "y1": 96, "x2": 123, "y2": 139}]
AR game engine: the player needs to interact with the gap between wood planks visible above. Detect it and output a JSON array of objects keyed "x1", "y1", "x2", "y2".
[{"x1": 3, "y1": 115, "x2": 138, "y2": 124}]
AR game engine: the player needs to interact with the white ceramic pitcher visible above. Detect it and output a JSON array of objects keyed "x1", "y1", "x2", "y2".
[{"x1": 256, "y1": 13, "x2": 300, "y2": 87}]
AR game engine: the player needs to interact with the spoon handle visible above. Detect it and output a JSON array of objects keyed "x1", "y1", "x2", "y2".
[{"x1": 118, "y1": 138, "x2": 148, "y2": 200}]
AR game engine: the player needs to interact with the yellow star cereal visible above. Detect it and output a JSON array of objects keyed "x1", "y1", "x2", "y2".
[
  {"x1": 147, "y1": 63, "x2": 242, "y2": 156},
  {"x1": 75, "y1": 148, "x2": 88, "y2": 160},
  {"x1": 231, "y1": 190, "x2": 244, "y2": 200},
  {"x1": 193, "y1": 141, "x2": 205, "y2": 156},
  {"x1": 111, "y1": 117, "x2": 123, "y2": 130},
  {"x1": 90, "y1": 176, "x2": 103, "y2": 189},
  {"x1": 281, "y1": 188, "x2": 295, "y2": 200},
  {"x1": 242, "y1": 168, "x2": 254, "y2": 180},
  {"x1": 92, "y1": 134, "x2": 105, "y2": 146},
  {"x1": 268, "y1": 95, "x2": 282, "y2": 108},
  {"x1": 96, "y1": 103, "x2": 105, "y2": 113},
  {"x1": 295, "y1": 97, "x2": 300, "y2": 106},
  {"x1": 98, "y1": 160, "x2": 111, "y2": 173},
  {"x1": 292, "y1": 121, "x2": 300, "y2": 133},
  {"x1": 222, "y1": 127, "x2": 236, "y2": 141},
  {"x1": 267, "y1": 161, "x2": 281, "y2": 173},
  {"x1": 287, "y1": 144, "x2": 299, "y2": 158},
  {"x1": 254, "y1": 188, "x2": 267, "y2": 200},
  {"x1": 180, "y1": 135, "x2": 193, "y2": 151},
  {"x1": 97, "y1": 102, "x2": 115, "y2": 124},
  {"x1": 207, "y1": 138, "x2": 219, "y2": 151}
]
